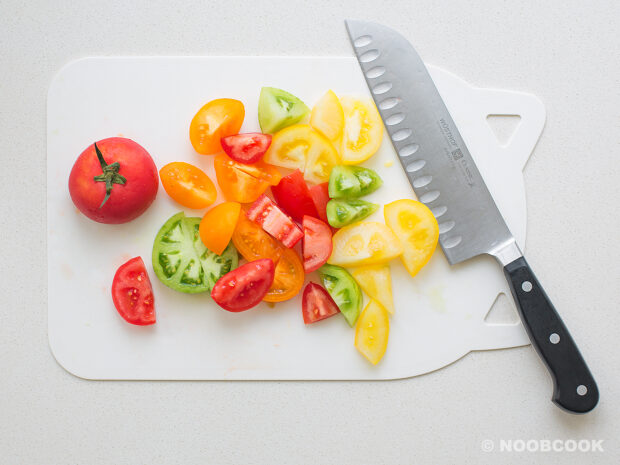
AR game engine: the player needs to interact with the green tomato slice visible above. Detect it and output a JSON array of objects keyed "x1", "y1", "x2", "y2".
[
  {"x1": 328, "y1": 165, "x2": 383, "y2": 198},
  {"x1": 326, "y1": 199, "x2": 378, "y2": 228},
  {"x1": 258, "y1": 87, "x2": 310, "y2": 134},
  {"x1": 152, "y1": 212, "x2": 238, "y2": 294},
  {"x1": 318, "y1": 264, "x2": 363, "y2": 327}
]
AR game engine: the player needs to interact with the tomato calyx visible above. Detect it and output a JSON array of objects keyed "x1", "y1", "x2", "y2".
[{"x1": 93, "y1": 142, "x2": 126, "y2": 208}]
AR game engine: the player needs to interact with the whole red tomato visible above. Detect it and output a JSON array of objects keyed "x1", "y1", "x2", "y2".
[{"x1": 69, "y1": 137, "x2": 158, "y2": 224}]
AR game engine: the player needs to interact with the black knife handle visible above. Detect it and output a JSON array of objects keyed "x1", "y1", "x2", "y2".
[{"x1": 504, "y1": 257, "x2": 598, "y2": 413}]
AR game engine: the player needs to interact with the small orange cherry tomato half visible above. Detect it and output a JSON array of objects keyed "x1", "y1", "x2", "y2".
[
  {"x1": 231, "y1": 212, "x2": 304, "y2": 302},
  {"x1": 232, "y1": 213, "x2": 283, "y2": 263},
  {"x1": 264, "y1": 248, "x2": 305, "y2": 303},
  {"x1": 159, "y1": 162, "x2": 217, "y2": 209},
  {"x1": 199, "y1": 202, "x2": 241, "y2": 255},
  {"x1": 189, "y1": 98, "x2": 245, "y2": 155},
  {"x1": 214, "y1": 153, "x2": 282, "y2": 204}
]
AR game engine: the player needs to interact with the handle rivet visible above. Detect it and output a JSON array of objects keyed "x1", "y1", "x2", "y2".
[
  {"x1": 549, "y1": 333, "x2": 560, "y2": 344},
  {"x1": 577, "y1": 385, "x2": 588, "y2": 396},
  {"x1": 521, "y1": 281, "x2": 533, "y2": 292}
]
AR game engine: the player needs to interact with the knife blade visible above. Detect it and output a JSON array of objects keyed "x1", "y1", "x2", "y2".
[{"x1": 345, "y1": 19, "x2": 598, "y2": 413}]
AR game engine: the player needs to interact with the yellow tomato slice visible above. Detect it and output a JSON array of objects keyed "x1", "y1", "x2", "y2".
[
  {"x1": 351, "y1": 264, "x2": 395, "y2": 314},
  {"x1": 384, "y1": 199, "x2": 439, "y2": 278},
  {"x1": 355, "y1": 300, "x2": 389, "y2": 365},
  {"x1": 264, "y1": 124, "x2": 340, "y2": 184},
  {"x1": 340, "y1": 97, "x2": 383, "y2": 164},
  {"x1": 329, "y1": 221, "x2": 402, "y2": 267},
  {"x1": 310, "y1": 90, "x2": 345, "y2": 143}
]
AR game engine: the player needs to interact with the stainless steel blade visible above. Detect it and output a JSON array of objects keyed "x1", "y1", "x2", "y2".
[{"x1": 345, "y1": 19, "x2": 519, "y2": 265}]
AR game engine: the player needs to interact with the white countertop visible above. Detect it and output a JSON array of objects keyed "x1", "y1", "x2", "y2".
[{"x1": 1, "y1": 0, "x2": 618, "y2": 463}]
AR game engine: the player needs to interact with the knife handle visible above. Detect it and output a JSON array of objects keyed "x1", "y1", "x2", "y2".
[{"x1": 503, "y1": 257, "x2": 598, "y2": 413}]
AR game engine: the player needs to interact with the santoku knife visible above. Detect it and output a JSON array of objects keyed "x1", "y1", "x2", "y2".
[{"x1": 345, "y1": 19, "x2": 598, "y2": 413}]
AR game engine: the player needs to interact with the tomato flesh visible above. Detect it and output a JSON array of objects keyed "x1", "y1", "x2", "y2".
[
  {"x1": 271, "y1": 170, "x2": 318, "y2": 222},
  {"x1": 264, "y1": 248, "x2": 304, "y2": 302},
  {"x1": 211, "y1": 259, "x2": 275, "y2": 312},
  {"x1": 309, "y1": 182, "x2": 330, "y2": 223},
  {"x1": 152, "y1": 212, "x2": 239, "y2": 293},
  {"x1": 232, "y1": 213, "x2": 283, "y2": 262},
  {"x1": 220, "y1": 133, "x2": 272, "y2": 164},
  {"x1": 302, "y1": 216, "x2": 333, "y2": 273},
  {"x1": 214, "y1": 153, "x2": 281, "y2": 204},
  {"x1": 189, "y1": 98, "x2": 245, "y2": 155},
  {"x1": 111, "y1": 257, "x2": 156, "y2": 325},
  {"x1": 246, "y1": 195, "x2": 303, "y2": 248},
  {"x1": 302, "y1": 283, "x2": 340, "y2": 324},
  {"x1": 232, "y1": 214, "x2": 304, "y2": 302},
  {"x1": 258, "y1": 87, "x2": 310, "y2": 134},
  {"x1": 159, "y1": 162, "x2": 217, "y2": 209}
]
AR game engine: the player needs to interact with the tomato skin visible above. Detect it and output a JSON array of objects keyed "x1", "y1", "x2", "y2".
[
  {"x1": 355, "y1": 300, "x2": 389, "y2": 365},
  {"x1": 159, "y1": 162, "x2": 217, "y2": 209},
  {"x1": 302, "y1": 283, "x2": 340, "y2": 324},
  {"x1": 271, "y1": 170, "x2": 318, "y2": 222},
  {"x1": 69, "y1": 138, "x2": 158, "y2": 224},
  {"x1": 111, "y1": 257, "x2": 156, "y2": 325},
  {"x1": 302, "y1": 216, "x2": 333, "y2": 273},
  {"x1": 246, "y1": 195, "x2": 303, "y2": 248},
  {"x1": 326, "y1": 199, "x2": 378, "y2": 228},
  {"x1": 211, "y1": 259, "x2": 275, "y2": 312},
  {"x1": 214, "y1": 153, "x2": 281, "y2": 204},
  {"x1": 263, "y1": 124, "x2": 341, "y2": 184},
  {"x1": 258, "y1": 87, "x2": 310, "y2": 134},
  {"x1": 189, "y1": 98, "x2": 245, "y2": 155},
  {"x1": 199, "y1": 202, "x2": 241, "y2": 255},
  {"x1": 309, "y1": 182, "x2": 330, "y2": 223},
  {"x1": 220, "y1": 133, "x2": 272, "y2": 164}
]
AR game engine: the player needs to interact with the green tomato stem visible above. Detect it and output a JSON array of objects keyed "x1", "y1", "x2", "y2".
[{"x1": 93, "y1": 142, "x2": 126, "y2": 208}]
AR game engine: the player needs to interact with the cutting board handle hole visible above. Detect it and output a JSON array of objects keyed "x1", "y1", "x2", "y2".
[
  {"x1": 484, "y1": 292, "x2": 519, "y2": 325},
  {"x1": 486, "y1": 114, "x2": 522, "y2": 147}
]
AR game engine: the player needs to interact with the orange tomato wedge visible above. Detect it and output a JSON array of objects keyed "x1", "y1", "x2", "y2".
[
  {"x1": 214, "y1": 153, "x2": 282, "y2": 204},
  {"x1": 159, "y1": 162, "x2": 217, "y2": 209},
  {"x1": 199, "y1": 202, "x2": 241, "y2": 255},
  {"x1": 263, "y1": 248, "x2": 304, "y2": 303},
  {"x1": 189, "y1": 98, "x2": 245, "y2": 155},
  {"x1": 232, "y1": 213, "x2": 304, "y2": 302}
]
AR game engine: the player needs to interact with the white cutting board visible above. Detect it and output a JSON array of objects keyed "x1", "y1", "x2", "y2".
[{"x1": 47, "y1": 57, "x2": 545, "y2": 380}]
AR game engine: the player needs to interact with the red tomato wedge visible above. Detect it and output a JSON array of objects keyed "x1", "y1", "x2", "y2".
[
  {"x1": 271, "y1": 169, "x2": 318, "y2": 222},
  {"x1": 246, "y1": 195, "x2": 303, "y2": 248},
  {"x1": 302, "y1": 216, "x2": 333, "y2": 272},
  {"x1": 211, "y1": 259, "x2": 275, "y2": 312},
  {"x1": 220, "y1": 133, "x2": 272, "y2": 164},
  {"x1": 309, "y1": 182, "x2": 330, "y2": 223},
  {"x1": 302, "y1": 282, "x2": 340, "y2": 324},
  {"x1": 111, "y1": 257, "x2": 156, "y2": 325}
]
